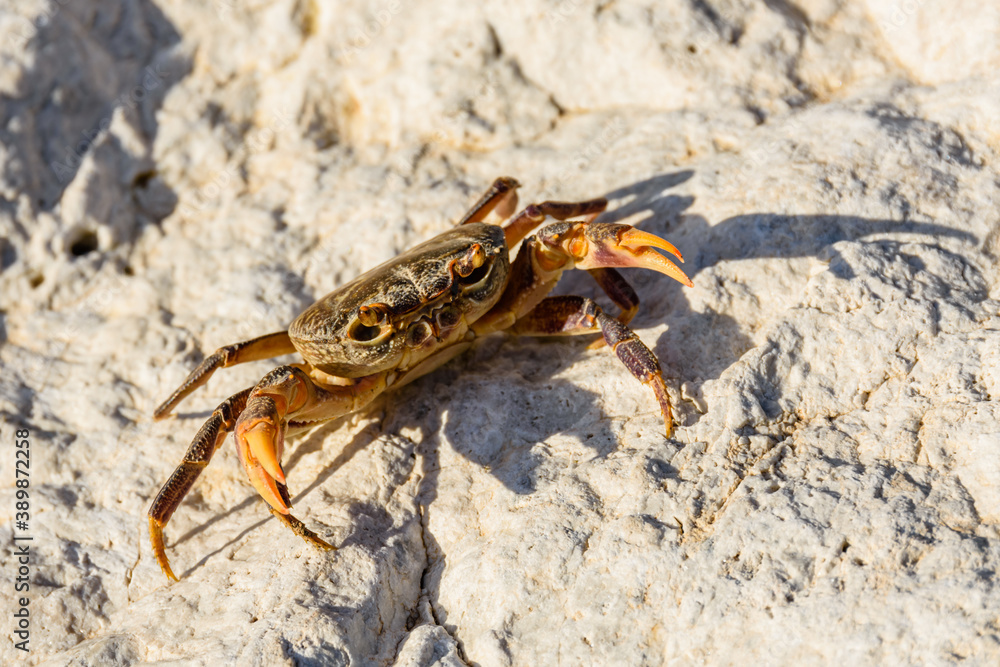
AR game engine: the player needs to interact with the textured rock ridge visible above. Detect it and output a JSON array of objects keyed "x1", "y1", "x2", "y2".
[{"x1": 1, "y1": 1, "x2": 999, "y2": 665}]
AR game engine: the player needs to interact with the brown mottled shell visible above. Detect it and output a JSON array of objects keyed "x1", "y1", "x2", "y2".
[{"x1": 289, "y1": 223, "x2": 509, "y2": 377}]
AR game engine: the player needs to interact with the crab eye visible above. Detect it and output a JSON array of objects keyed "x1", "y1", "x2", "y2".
[
  {"x1": 454, "y1": 243, "x2": 491, "y2": 286},
  {"x1": 358, "y1": 302, "x2": 390, "y2": 326},
  {"x1": 348, "y1": 320, "x2": 384, "y2": 342},
  {"x1": 458, "y1": 261, "x2": 490, "y2": 285}
]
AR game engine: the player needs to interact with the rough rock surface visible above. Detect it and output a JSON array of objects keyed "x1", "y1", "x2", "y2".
[{"x1": 1, "y1": 1, "x2": 999, "y2": 665}]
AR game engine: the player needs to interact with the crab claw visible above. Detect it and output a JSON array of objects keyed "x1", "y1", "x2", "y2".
[
  {"x1": 568, "y1": 224, "x2": 694, "y2": 288},
  {"x1": 235, "y1": 395, "x2": 291, "y2": 515}
]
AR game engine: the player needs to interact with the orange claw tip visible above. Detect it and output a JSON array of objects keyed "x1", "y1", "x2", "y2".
[
  {"x1": 632, "y1": 247, "x2": 695, "y2": 289},
  {"x1": 618, "y1": 228, "x2": 686, "y2": 263},
  {"x1": 242, "y1": 423, "x2": 286, "y2": 484},
  {"x1": 248, "y1": 465, "x2": 291, "y2": 515}
]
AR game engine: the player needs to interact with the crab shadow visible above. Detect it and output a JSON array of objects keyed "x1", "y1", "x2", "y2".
[
  {"x1": 393, "y1": 169, "x2": 982, "y2": 497},
  {"x1": 378, "y1": 170, "x2": 982, "y2": 639},
  {"x1": 595, "y1": 171, "x2": 981, "y2": 419}
]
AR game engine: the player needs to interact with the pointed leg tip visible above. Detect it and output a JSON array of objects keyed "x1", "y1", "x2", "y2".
[
  {"x1": 662, "y1": 408, "x2": 675, "y2": 437},
  {"x1": 270, "y1": 508, "x2": 337, "y2": 552},
  {"x1": 149, "y1": 518, "x2": 179, "y2": 582},
  {"x1": 154, "y1": 395, "x2": 182, "y2": 420},
  {"x1": 586, "y1": 337, "x2": 608, "y2": 350},
  {"x1": 648, "y1": 374, "x2": 676, "y2": 438},
  {"x1": 306, "y1": 532, "x2": 337, "y2": 552}
]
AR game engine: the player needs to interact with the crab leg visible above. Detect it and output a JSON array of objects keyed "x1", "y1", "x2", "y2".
[
  {"x1": 511, "y1": 296, "x2": 676, "y2": 435},
  {"x1": 458, "y1": 176, "x2": 521, "y2": 225},
  {"x1": 149, "y1": 366, "x2": 389, "y2": 581},
  {"x1": 148, "y1": 385, "x2": 334, "y2": 581},
  {"x1": 476, "y1": 220, "x2": 693, "y2": 434},
  {"x1": 581, "y1": 267, "x2": 642, "y2": 350},
  {"x1": 502, "y1": 197, "x2": 608, "y2": 247},
  {"x1": 154, "y1": 331, "x2": 296, "y2": 419},
  {"x1": 588, "y1": 267, "x2": 640, "y2": 325},
  {"x1": 149, "y1": 387, "x2": 254, "y2": 581},
  {"x1": 234, "y1": 366, "x2": 389, "y2": 515}
]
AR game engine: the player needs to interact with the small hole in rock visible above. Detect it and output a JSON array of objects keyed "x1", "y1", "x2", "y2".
[
  {"x1": 687, "y1": 44, "x2": 697, "y2": 54},
  {"x1": 134, "y1": 171, "x2": 155, "y2": 188},
  {"x1": 70, "y1": 231, "x2": 99, "y2": 257},
  {"x1": 29, "y1": 274, "x2": 44, "y2": 288},
  {"x1": 123, "y1": 265, "x2": 135, "y2": 276}
]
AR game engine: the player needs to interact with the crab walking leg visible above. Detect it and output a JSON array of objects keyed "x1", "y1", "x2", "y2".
[
  {"x1": 583, "y1": 267, "x2": 642, "y2": 350},
  {"x1": 234, "y1": 366, "x2": 389, "y2": 515},
  {"x1": 502, "y1": 197, "x2": 608, "y2": 247},
  {"x1": 512, "y1": 296, "x2": 677, "y2": 436},
  {"x1": 458, "y1": 176, "x2": 521, "y2": 225},
  {"x1": 581, "y1": 267, "x2": 642, "y2": 351},
  {"x1": 475, "y1": 220, "x2": 692, "y2": 434},
  {"x1": 154, "y1": 331, "x2": 296, "y2": 419},
  {"x1": 588, "y1": 268, "x2": 640, "y2": 325},
  {"x1": 149, "y1": 366, "x2": 389, "y2": 582},
  {"x1": 149, "y1": 387, "x2": 253, "y2": 581}
]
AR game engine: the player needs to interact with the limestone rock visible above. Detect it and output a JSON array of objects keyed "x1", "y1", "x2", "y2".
[{"x1": 1, "y1": 1, "x2": 999, "y2": 665}]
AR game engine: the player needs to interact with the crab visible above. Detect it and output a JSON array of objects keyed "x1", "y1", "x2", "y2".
[{"x1": 148, "y1": 177, "x2": 693, "y2": 581}]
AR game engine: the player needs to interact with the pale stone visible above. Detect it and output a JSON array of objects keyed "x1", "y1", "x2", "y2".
[
  {"x1": 865, "y1": 0, "x2": 1000, "y2": 85},
  {"x1": 1, "y1": 1, "x2": 1000, "y2": 666}
]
